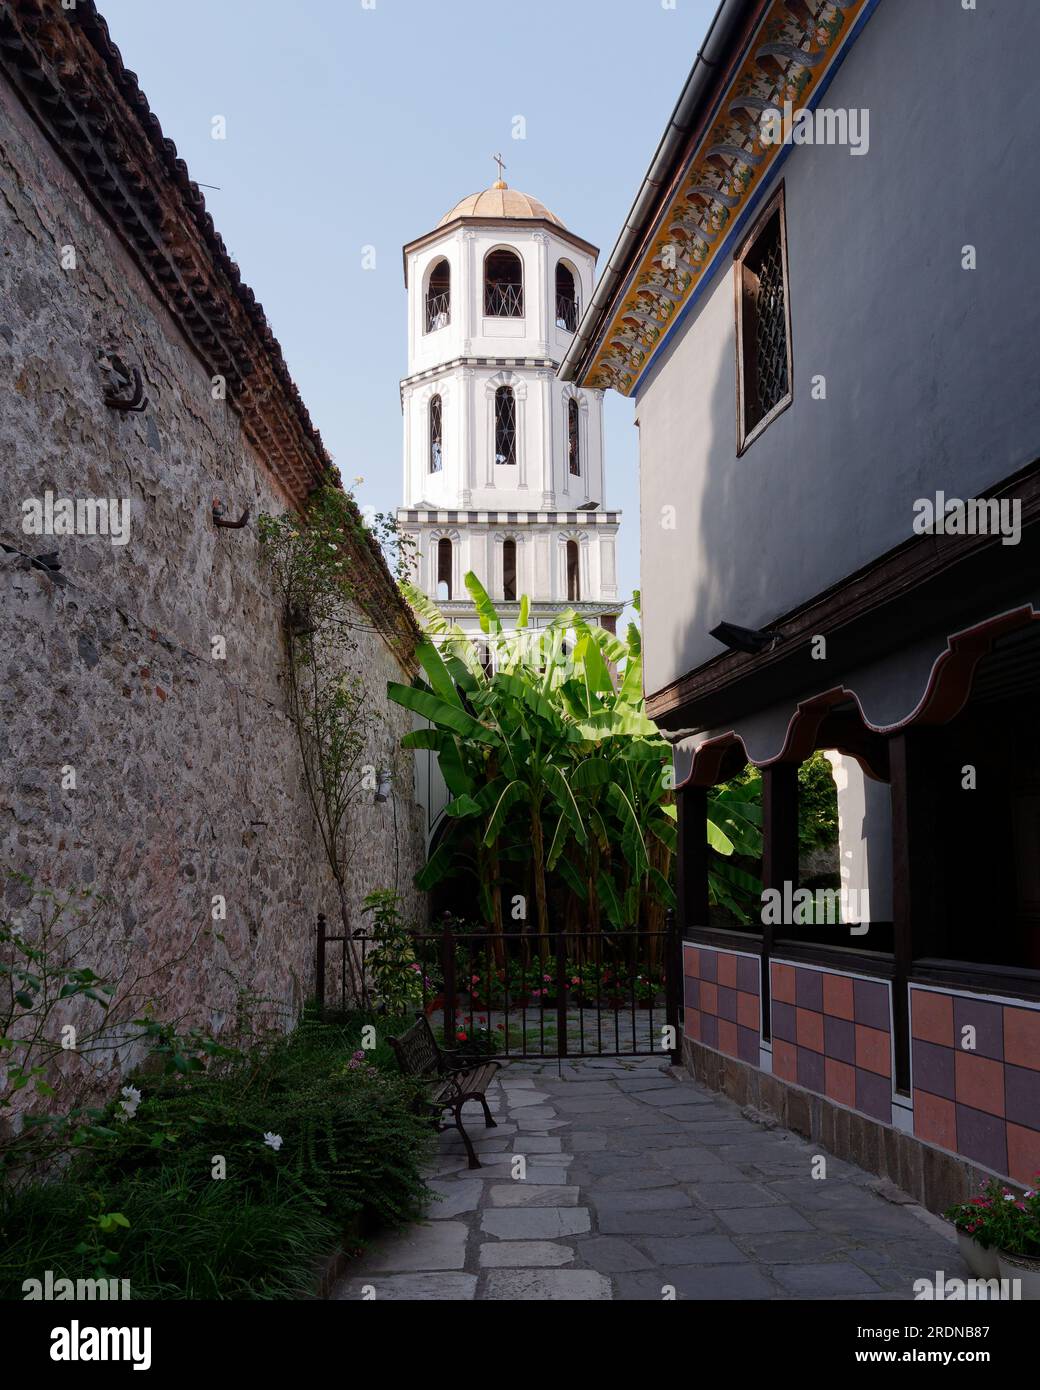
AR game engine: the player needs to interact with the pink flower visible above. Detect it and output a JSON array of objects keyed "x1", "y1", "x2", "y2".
[{"x1": 571, "y1": 976, "x2": 580, "y2": 985}]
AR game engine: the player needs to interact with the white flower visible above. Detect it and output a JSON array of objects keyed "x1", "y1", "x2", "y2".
[
  {"x1": 1003, "y1": 1193, "x2": 1015, "y2": 1201},
  {"x1": 117, "y1": 1085, "x2": 141, "y2": 1121},
  {"x1": 263, "y1": 1132, "x2": 283, "y2": 1152}
]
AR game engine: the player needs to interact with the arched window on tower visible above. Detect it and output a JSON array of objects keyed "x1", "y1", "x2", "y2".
[
  {"x1": 425, "y1": 259, "x2": 450, "y2": 332},
  {"x1": 494, "y1": 386, "x2": 517, "y2": 466},
  {"x1": 502, "y1": 538, "x2": 517, "y2": 601},
  {"x1": 555, "y1": 262, "x2": 578, "y2": 332},
  {"x1": 484, "y1": 249, "x2": 524, "y2": 318},
  {"x1": 436, "y1": 538, "x2": 452, "y2": 601},
  {"x1": 567, "y1": 398, "x2": 580, "y2": 476},
  {"x1": 566, "y1": 540, "x2": 581, "y2": 602},
  {"x1": 429, "y1": 394, "x2": 443, "y2": 473}
]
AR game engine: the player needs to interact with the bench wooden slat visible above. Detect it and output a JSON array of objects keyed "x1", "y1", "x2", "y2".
[{"x1": 389, "y1": 1015, "x2": 501, "y2": 1169}]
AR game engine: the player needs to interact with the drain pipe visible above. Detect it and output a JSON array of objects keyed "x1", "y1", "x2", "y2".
[{"x1": 560, "y1": 0, "x2": 761, "y2": 384}]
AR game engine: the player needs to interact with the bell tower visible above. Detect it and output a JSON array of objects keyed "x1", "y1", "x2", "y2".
[{"x1": 397, "y1": 164, "x2": 621, "y2": 633}]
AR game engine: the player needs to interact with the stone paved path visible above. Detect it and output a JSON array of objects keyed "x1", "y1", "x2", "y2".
[{"x1": 332, "y1": 1057, "x2": 966, "y2": 1301}]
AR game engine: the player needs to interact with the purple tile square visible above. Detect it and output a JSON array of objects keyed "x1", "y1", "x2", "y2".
[
  {"x1": 772, "y1": 999, "x2": 797, "y2": 1044},
  {"x1": 684, "y1": 977, "x2": 700, "y2": 1010},
  {"x1": 1005, "y1": 1064, "x2": 1040, "y2": 1131},
  {"x1": 856, "y1": 1068, "x2": 893, "y2": 1124},
  {"x1": 953, "y1": 996, "x2": 1004, "y2": 1063},
  {"x1": 795, "y1": 968, "x2": 823, "y2": 1012},
  {"x1": 955, "y1": 1104, "x2": 1008, "y2": 1175},
  {"x1": 699, "y1": 950, "x2": 718, "y2": 983},
  {"x1": 736, "y1": 956, "x2": 759, "y2": 994},
  {"x1": 701, "y1": 1012, "x2": 719, "y2": 1051},
  {"x1": 797, "y1": 1046, "x2": 825, "y2": 1095},
  {"x1": 853, "y1": 978, "x2": 890, "y2": 1031},
  {"x1": 717, "y1": 986, "x2": 739, "y2": 1023},
  {"x1": 738, "y1": 1025, "x2": 760, "y2": 1066},
  {"x1": 824, "y1": 1015, "x2": 856, "y2": 1066},
  {"x1": 912, "y1": 1039, "x2": 956, "y2": 1100}
]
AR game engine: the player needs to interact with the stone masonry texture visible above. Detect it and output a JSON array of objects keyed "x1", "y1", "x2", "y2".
[{"x1": 0, "y1": 74, "x2": 425, "y2": 1052}]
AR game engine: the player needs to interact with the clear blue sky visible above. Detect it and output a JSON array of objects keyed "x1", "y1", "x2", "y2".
[{"x1": 98, "y1": 0, "x2": 716, "y2": 606}]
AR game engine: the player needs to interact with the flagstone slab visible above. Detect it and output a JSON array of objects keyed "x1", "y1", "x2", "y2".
[
  {"x1": 575, "y1": 1237, "x2": 654, "y2": 1273},
  {"x1": 615, "y1": 1265, "x2": 778, "y2": 1300},
  {"x1": 426, "y1": 1179, "x2": 483, "y2": 1218},
  {"x1": 509, "y1": 1135, "x2": 563, "y2": 1153},
  {"x1": 716, "y1": 1205, "x2": 813, "y2": 1234},
  {"x1": 480, "y1": 1207, "x2": 591, "y2": 1239},
  {"x1": 332, "y1": 1273, "x2": 477, "y2": 1301},
  {"x1": 771, "y1": 1262, "x2": 883, "y2": 1296},
  {"x1": 478, "y1": 1241, "x2": 575, "y2": 1268},
  {"x1": 517, "y1": 1165, "x2": 572, "y2": 1185},
  {"x1": 591, "y1": 1188, "x2": 692, "y2": 1213},
  {"x1": 358, "y1": 1221, "x2": 469, "y2": 1273},
  {"x1": 483, "y1": 1270, "x2": 611, "y2": 1300},
  {"x1": 489, "y1": 1184, "x2": 581, "y2": 1207}
]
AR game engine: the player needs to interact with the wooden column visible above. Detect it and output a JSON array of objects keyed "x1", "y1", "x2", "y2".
[
  {"x1": 889, "y1": 729, "x2": 944, "y2": 1094},
  {"x1": 676, "y1": 785, "x2": 709, "y2": 934},
  {"x1": 760, "y1": 763, "x2": 799, "y2": 1040}
]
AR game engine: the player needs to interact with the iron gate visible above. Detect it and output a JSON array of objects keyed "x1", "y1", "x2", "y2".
[{"x1": 316, "y1": 916, "x2": 683, "y2": 1062}]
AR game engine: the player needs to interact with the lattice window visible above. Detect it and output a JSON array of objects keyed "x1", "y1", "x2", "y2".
[
  {"x1": 736, "y1": 188, "x2": 792, "y2": 451},
  {"x1": 566, "y1": 540, "x2": 580, "y2": 602},
  {"x1": 429, "y1": 394, "x2": 443, "y2": 473},
  {"x1": 425, "y1": 259, "x2": 450, "y2": 333},
  {"x1": 436, "y1": 537, "x2": 452, "y2": 601},
  {"x1": 495, "y1": 386, "x2": 517, "y2": 466},
  {"x1": 556, "y1": 262, "x2": 578, "y2": 331},
  {"x1": 485, "y1": 249, "x2": 524, "y2": 318},
  {"x1": 502, "y1": 538, "x2": 517, "y2": 601},
  {"x1": 567, "y1": 398, "x2": 580, "y2": 476}
]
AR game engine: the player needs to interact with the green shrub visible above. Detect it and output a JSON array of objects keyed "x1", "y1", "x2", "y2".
[{"x1": 2, "y1": 1015, "x2": 434, "y2": 1299}]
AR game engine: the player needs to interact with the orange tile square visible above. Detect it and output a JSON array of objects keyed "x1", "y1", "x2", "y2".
[
  {"x1": 772, "y1": 962, "x2": 797, "y2": 1005},
  {"x1": 772, "y1": 1038, "x2": 798, "y2": 1082},
  {"x1": 822, "y1": 973, "x2": 855, "y2": 1021},
  {"x1": 683, "y1": 946, "x2": 699, "y2": 979},
  {"x1": 914, "y1": 1088, "x2": 957, "y2": 1151},
  {"x1": 796, "y1": 1007, "x2": 825, "y2": 1053},
  {"x1": 955, "y1": 1051, "x2": 1005, "y2": 1118},
  {"x1": 717, "y1": 952, "x2": 738, "y2": 988},
  {"x1": 825, "y1": 1057, "x2": 856, "y2": 1107},
  {"x1": 1007, "y1": 1122, "x2": 1040, "y2": 1187},
  {"x1": 1004, "y1": 1006, "x2": 1040, "y2": 1071},
  {"x1": 912, "y1": 989, "x2": 954, "y2": 1047},
  {"x1": 855, "y1": 1023, "x2": 892, "y2": 1077},
  {"x1": 737, "y1": 989, "x2": 760, "y2": 1031},
  {"x1": 717, "y1": 1019, "x2": 739, "y2": 1058},
  {"x1": 700, "y1": 982, "x2": 719, "y2": 1016},
  {"x1": 684, "y1": 1007, "x2": 701, "y2": 1041}
]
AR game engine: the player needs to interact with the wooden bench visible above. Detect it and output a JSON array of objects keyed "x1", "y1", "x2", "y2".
[{"x1": 389, "y1": 1015, "x2": 501, "y2": 1169}]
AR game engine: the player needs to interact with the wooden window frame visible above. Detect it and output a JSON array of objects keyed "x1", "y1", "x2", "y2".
[{"x1": 734, "y1": 183, "x2": 793, "y2": 456}]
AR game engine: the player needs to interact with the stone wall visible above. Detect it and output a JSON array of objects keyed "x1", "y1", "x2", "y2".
[{"x1": 0, "y1": 75, "x2": 425, "y2": 1041}]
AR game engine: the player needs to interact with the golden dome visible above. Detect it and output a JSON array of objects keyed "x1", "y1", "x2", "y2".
[{"x1": 438, "y1": 184, "x2": 565, "y2": 228}]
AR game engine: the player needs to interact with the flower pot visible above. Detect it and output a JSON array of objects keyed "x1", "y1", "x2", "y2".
[
  {"x1": 997, "y1": 1250, "x2": 1040, "y2": 1299},
  {"x1": 956, "y1": 1229, "x2": 999, "y2": 1279}
]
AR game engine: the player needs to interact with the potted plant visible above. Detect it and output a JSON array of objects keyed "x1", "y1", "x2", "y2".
[
  {"x1": 994, "y1": 1181, "x2": 1040, "y2": 1298},
  {"x1": 944, "y1": 1182, "x2": 1002, "y2": 1278},
  {"x1": 946, "y1": 1175, "x2": 1040, "y2": 1295}
]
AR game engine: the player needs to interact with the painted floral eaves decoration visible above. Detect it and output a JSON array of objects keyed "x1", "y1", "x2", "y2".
[{"x1": 584, "y1": 0, "x2": 871, "y2": 397}]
